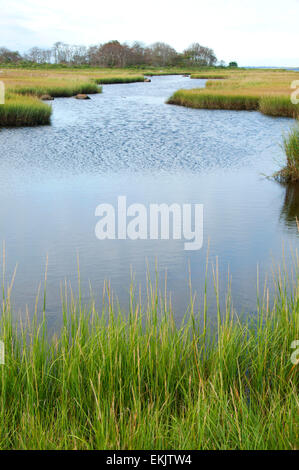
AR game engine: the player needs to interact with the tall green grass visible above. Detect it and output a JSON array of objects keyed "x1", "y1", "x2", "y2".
[
  {"x1": 12, "y1": 81, "x2": 100, "y2": 98},
  {"x1": 259, "y1": 96, "x2": 299, "y2": 118},
  {"x1": 0, "y1": 81, "x2": 100, "y2": 126},
  {"x1": 167, "y1": 90, "x2": 299, "y2": 118},
  {"x1": 0, "y1": 255, "x2": 298, "y2": 450},
  {"x1": 167, "y1": 90, "x2": 260, "y2": 111},
  {"x1": 94, "y1": 76, "x2": 145, "y2": 84},
  {"x1": 274, "y1": 125, "x2": 299, "y2": 182},
  {"x1": 0, "y1": 93, "x2": 52, "y2": 127}
]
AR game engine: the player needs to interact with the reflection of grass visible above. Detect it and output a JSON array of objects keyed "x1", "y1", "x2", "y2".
[
  {"x1": 275, "y1": 125, "x2": 299, "y2": 182},
  {"x1": 280, "y1": 182, "x2": 299, "y2": 226},
  {"x1": 0, "y1": 258, "x2": 298, "y2": 449},
  {"x1": 0, "y1": 93, "x2": 52, "y2": 126}
]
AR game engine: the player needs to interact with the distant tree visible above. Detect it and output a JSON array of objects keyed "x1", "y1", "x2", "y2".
[
  {"x1": 87, "y1": 45, "x2": 100, "y2": 66},
  {"x1": 183, "y1": 43, "x2": 217, "y2": 66},
  {"x1": 71, "y1": 45, "x2": 88, "y2": 65},
  {"x1": 0, "y1": 47, "x2": 22, "y2": 63},
  {"x1": 24, "y1": 47, "x2": 52, "y2": 63},
  {"x1": 1, "y1": 40, "x2": 220, "y2": 68},
  {"x1": 129, "y1": 41, "x2": 147, "y2": 66},
  {"x1": 52, "y1": 42, "x2": 73, "y2": 64},
  {"x1": 218, "y1": 60, "x2": 226, "y2": 67},
  {"x1": 88, "y1": 41, "x2": 130, "y2": 67},
  {"x1": 229, "y1": 61, "x2": 238, "y2": 67},
  {"x1": 148, "y1": 42, "x2": 178, "y2": 66}
]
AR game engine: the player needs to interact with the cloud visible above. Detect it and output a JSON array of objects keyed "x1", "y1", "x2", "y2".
[{"x1": 0, "y1": 0, "x2": 298, "y2": 66}]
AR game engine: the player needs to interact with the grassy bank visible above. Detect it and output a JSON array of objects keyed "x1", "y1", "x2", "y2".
[
  {"x1": 0, "y1": 93, "x2": 52, "y2": 126},
  {"x1": 191, "y1": 74, "x2": 228, "y2": 79},
  {"x1": 0, "y1": 68, "x2": 151, "y2": 126},
  {"x1": 94, "y1": 76, "x2": 145, "y2": 84},
  {"x1": 0, "y1": 258, "x2": 298, "y2": 450},
  {"x1": 167, "y1": 90, "x2": 260, "y2": 111},
  {"x1": 12, "y1": 81, "x2": 100, "y2": 97},
  {"x1": 0, "y1": 67, "x2": 193, "y2": 126},
  {"x1": 168, "y1": 90, "x2": 299, "y2": 118},
  {"x1": 274, "y1": 124, "x2": 299, "y2": 182},
  {"x1": 168, "y1": 69, "x2": 299, "y2": 118},
  {"x1": 259, "y1": 96, "x2": 299, "y2": 118},
  {"x1": 2, "y1": 67, "x2": 299, "y2": 126}
]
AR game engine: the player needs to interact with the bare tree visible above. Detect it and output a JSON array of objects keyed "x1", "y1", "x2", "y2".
[
  {"x1": 148, "y1": 42, "x2": 178, "y2": 66},
  {"x1": 52, "y1": 42, "x2": 73, "y2": 64},
  {"x1": 71, "y1": 45, "x2": 88, "y2": 65}
]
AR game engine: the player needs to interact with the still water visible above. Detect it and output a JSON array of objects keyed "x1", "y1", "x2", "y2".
[{"x1": 0, "y1": 75, "x2": 298, "y2": 326}]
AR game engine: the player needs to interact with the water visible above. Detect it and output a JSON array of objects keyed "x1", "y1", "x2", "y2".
[{"x1": 0, "y1": 75, "x2": 298, "y2": 326}]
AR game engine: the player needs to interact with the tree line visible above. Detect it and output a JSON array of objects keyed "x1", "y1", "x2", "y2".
[{"x1": 0, "y1": 41, "x2": 235, "y2": 67}]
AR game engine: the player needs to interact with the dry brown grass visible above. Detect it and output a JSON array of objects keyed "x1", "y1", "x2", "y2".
[
  {"x1": 204, "y1": 69, "x2": 299, "y2": 97},
  {"x1": 0, "y1": 68, "x2": 148, "y2": 91}
]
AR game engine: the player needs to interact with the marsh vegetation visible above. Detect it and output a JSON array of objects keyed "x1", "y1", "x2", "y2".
[
  {"x1": 168, "y1": 69, "x2": 299, "y2": 118},
  {"x1": 0, "y1": 71, "x2": 297, "y2": 451},
  {"x1": 0, "y1": 257, "x2": 298, "y2": 450},
  {"x1": 1, "y1": 67, "x2": 298, "y2": 126},
  {"x1": 0, "y1": 92, "x2": 52, "y2": 126},
  {"x1": 275, "y1": 125, "x2": 299, "y2": 182}
]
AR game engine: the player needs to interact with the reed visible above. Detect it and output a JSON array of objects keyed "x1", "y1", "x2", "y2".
[
  {"x1": 168, "y1": 69, "x2": 299, "y2": 118},
  {"x1": 12, "y1": 81, "x2": 100, "y2": 98},
  {"x1": 190, "y1": 74, "x2": 228, "y2": 79},
  {"x1": 274, "y1": 124, "x2": 299, "y2": 182},
  {"x1": 0, "y1": 254, "x2": 298, "y2": 450},
  {"x1": 0, "y1": 93, "x2": 52, "y2": 127},
  {"x1": 94, "y1": 76, "x2": 145, "y2": 84},
  {"x1": 259, "y1": 96, "x2": 299, "y2": 118},
  {"x1": 0, "y1": 75, "x2": 101, "y2": 126},
  {"x1": 167, "y1": 90, "x2": 260, "y2": 111}
]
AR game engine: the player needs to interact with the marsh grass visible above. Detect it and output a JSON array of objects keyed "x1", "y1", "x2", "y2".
[
  {"x1": 12, "y1": 81, "x2": 100, "y2": 98},
  {"x1": 0, "y1": 76, "x2": 102, "y2": 126},
  {"x1": 0, "y1": 93, "x2": 52, "y2": 126},
  {"x1": 274, "y1": 125, "x2": 299, "y2": 182},
  {"x1": 0, "y1": 253, "x2": 298, "y2": 450},
  {"x1": 94, "y1": 76, "x2": 145, "y2": 84},
  {"x1": 191, "y1": 74, "x2": 228, "y2": 79},
  {"x1": 168, "y1": 69, "x2": 299, "y2": 118},
  {"x1": 3, "y1": 67, "x2": 299, "y2": 125},
  {"x1": 259, "y1": 96, "x2": 299, "y2": 119},
  {"x1": 167, "y1": 90, "x2": 260, "y2": 111},
  {"x1": 168, "y1": 91, "x2": 299, "y2": 118}
]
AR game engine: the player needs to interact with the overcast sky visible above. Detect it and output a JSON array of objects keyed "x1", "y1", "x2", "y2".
[{"x1": 0, "y1": 0, "x2": 298, "y2": 66}]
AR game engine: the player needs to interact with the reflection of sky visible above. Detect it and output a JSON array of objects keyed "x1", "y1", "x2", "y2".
[{"x1": 0, "y1": 76, "x2": 297, "y2": 328}]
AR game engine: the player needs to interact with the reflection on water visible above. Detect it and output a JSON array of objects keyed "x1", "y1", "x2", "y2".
[
  {"x1": 0, "y1": 75, "x2": 298, "y2": 327},
  {"x1": 280, "y1": 183, "x2": 299, "y2": 228}
]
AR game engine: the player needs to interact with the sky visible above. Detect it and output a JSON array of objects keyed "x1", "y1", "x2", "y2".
[{"x1": 0, "y1": 0, "x2": 298, "y2": 67}]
